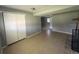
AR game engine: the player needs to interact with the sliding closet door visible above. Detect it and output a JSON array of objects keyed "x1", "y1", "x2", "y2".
[
  {"x1": 16, "y1": 14, "x2": 26, "y2": 40},
  {"x1": 3, "y1": 12, "x2": 18, "y2": 45}
]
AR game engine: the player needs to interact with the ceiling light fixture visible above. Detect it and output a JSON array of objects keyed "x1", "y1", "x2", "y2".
[{"x1": 31, "y1": 8, "x2": 36, "y2": 13}]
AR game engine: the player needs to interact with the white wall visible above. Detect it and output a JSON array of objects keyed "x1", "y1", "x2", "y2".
[
  {"x1": 25, "y1": 13, "x2": 41, "y2": 36},
  {"x1": 51, "y1": 12, "x2": 79, "y2": 34}
]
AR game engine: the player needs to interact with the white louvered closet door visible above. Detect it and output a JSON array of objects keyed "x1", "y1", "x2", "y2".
[
  {"x1": 4, "y1": 12, "x2": 26, "y2": 45},
  {"x1": 4, "y1": 12, "x2": 18, "y2": 45}
]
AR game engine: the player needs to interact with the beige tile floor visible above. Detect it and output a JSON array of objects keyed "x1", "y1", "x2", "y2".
[{"x1": 4, "y1": 29, "x2": 70, "y2": 54}]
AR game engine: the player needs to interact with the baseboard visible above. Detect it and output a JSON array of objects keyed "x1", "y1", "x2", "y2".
[
  {"x1": 7, "y1": 38, "x2": 26, "y2": 46},
  {"x1": 27, "y1": 31, "x2": 41, "y2": 38},
  {"x1": 52, "y1": 30, "x2": 72, "y2": 35}
]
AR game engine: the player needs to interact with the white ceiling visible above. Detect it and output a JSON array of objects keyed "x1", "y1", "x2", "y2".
[
  {"x1": 4, "y1": 5, "x2": 51, "y2": 12},
  {"x1": 4, "y1": 5, "x2": 76, "y2": 16}
]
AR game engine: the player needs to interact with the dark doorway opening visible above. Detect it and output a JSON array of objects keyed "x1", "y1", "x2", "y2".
[{"x1": 41, "y1": 17, "x2": 52, "y2": 31}]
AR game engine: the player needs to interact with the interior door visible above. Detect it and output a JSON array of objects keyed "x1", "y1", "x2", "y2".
[
  {"x1": 3, "y1": 12, "x2": 18, "y2": 45},
  {"x1": 16, "y1": 14, "x2": 26, "y2": 40}
]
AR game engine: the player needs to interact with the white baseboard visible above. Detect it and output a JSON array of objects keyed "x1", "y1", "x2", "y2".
[
  {"x1": 27, "y1": 31, "x2": 41, "y2": 38},
  {"x1": 52, "y1": 30, "x2": 72, "y2": 35}
]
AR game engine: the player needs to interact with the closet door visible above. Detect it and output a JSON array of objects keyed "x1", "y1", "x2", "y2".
[
  {"x1": 4, "y1": 12, "x2": 18, "y2": 45},
  {"x1": 16, "y1": 14, "x2": 26, "y2": 40}
]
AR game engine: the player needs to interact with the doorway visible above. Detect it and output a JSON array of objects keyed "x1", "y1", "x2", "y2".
[{"x1": 41, "y1": 17, "x2": 52, "y2": 30}]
